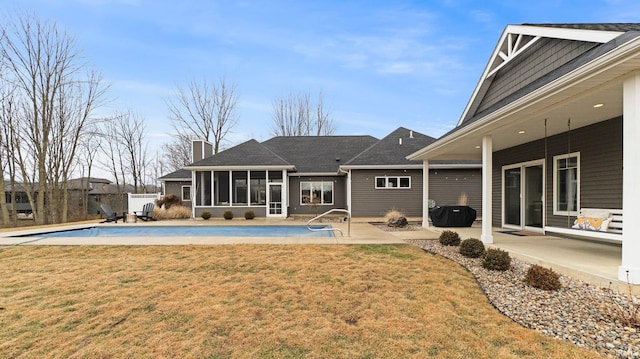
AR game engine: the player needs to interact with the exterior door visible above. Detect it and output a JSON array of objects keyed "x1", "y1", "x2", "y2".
[
  {"x1": 503, "y1": 160, "x2": 544, "y2": 231},
  {"x1": 267, "y1": 183, "x2": 282, "y2": 216}
]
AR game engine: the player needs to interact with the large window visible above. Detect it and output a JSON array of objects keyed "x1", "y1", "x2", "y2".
[
  {"x1": 375, "y1": 176, "x2": 411, "y2": 189},
  {"x1": 553, "y1": 153, "x2": 579, "y2": 215},
  {"x1": 195, "y1": 171, "x2": 212, "y2": 206},
  {"x1": 250, "y1": 171, "x2": 266, "y2": 205},
  {"x1": 232, "y1": 171, "x2": 248, "y2": 206},
  {"x1": 301, "y1": 181, "x2": 333, "y2": 205},
  {"x1": 214, "y1": 171, "x2": 230, "y2": 206}
]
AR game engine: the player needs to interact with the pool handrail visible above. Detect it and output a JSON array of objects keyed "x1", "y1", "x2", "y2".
[{"x1": 306, "y1": 209, "x2": 350, "y2": 237}]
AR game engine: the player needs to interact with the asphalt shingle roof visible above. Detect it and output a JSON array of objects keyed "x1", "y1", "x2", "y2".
[
  {"x1": 187, "y1": 139, "x2": 292, "y2": 168},
  {"x1": 158, "y1": 169, "x2": 191, "y2": 180},
  {"x1": 262, "y1": 135, "x2": 379, "y2": 173},
  {"x1": 344, "y1": 127, "x2": 435, "y2": 166}
]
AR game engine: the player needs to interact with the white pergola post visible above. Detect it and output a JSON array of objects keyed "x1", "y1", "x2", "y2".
[
  {"x1": 620, "y1": 73, "x2": 640, "y2": 284},
  {"x1": 422, "y1": 160, "x2": 430, "y2": 228},
  {"x1": 481, "y1": 135, "x2": 493, "y2": 244}
]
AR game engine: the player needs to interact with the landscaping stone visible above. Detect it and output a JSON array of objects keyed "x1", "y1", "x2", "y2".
[{"x1": 407, "y1": 239, "x2": 640, "y2": 358}]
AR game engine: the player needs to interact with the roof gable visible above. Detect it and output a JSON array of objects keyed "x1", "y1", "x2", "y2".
[
  {"x1": 187, "y1": 139, "x2": 292, "y2": 168},
  {"x1": 262, "y1": 136, "x2": 378, "y2": 173},
  {"x1": 458, "y1": 23, "x2": 637, "y2": 128},
  {"x1": 344, "y1": 127, "x2": 435, "y2": 166}
]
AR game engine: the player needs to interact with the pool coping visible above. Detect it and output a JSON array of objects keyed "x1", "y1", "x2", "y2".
[{"x1": 0, "y1": 219, "x2": 425, "y2": 246}]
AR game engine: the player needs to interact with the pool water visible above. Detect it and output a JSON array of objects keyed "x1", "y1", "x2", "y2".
[{"x1": 19, "y1": 225, "x2": 335, "y2": 238}]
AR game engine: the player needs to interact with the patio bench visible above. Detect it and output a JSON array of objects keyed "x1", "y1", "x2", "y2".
[{"x1": 544, "y1": 208, "x2": 622, "y2": 241}]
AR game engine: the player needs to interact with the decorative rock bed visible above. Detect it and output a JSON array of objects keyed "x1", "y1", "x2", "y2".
[{"x1": 406, "y1": 239, "x2": 640, "y2": 358}]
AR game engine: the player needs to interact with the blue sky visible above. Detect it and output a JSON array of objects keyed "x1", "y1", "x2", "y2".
[{"x1": 5, "y1": 0, "x2": 640, "y2": 154}]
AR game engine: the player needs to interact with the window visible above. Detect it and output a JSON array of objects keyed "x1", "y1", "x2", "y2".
[
  {"x1": 553, "y1": 153, "x2": 579, "y2": 215},
  {"x1": 181, "y1": 185, "x2": 191, "y2": 201},
  {"x1": 250, "y1": 171, "x2": 266, "y2": 205},
  {"x1": 232, "y1": 171, "x2": 248, "y2": 206},
  {"x1": 214, "y1": 171, "x2": 230, "y2": 206},
  {"x1": 375, "y1": 176, "x2": 411, "y2": 189},
  {"x1": 300, "y1": 181, "x2": 333, "y2": 205},
  {"x1": 195, "y1": 171, "x2": 212, "y2": 206}
]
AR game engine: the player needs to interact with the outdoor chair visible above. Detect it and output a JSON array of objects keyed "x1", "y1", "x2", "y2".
[
  {"x1": 134, "y1": 202, "x2": 156, "y2": 221},
  {"x1": 100, "y1": 203, "x2": 125, "y2": 223}
]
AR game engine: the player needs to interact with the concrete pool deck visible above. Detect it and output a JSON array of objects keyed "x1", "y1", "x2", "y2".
[{"x1": 0, "y1": 218, "x2": 420, "y2": 246}]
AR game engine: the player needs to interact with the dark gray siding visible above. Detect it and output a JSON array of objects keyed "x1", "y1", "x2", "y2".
[
  {"x1": 288, "y1": 176, "x2": 346, "y2": 215},
  {"x1": 350, "y1": 169, "x2": 423, "y2": 217},
  {"x1": 194, "y1": 206, "x2": 267, "y2": 219},
  {"x1": 164, "y1": 181, "x2": 193, "y2": 208},
  {"x1": 493, "y1": 117, "x2": 622, "y2": 228},
  {"x1": 349, "y1": 168, "x2": 482, "y2": 217},
  {"x1": 429, "y1": 169, "x2": 482, "y2": 213}
]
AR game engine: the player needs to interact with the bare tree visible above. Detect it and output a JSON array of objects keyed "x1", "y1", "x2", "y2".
[
  {"x1": 162, "y1": 132, "x2": 193, "y2": 171},
  {"x1": 99, "y1": 111, "x2": 149, "y2": 194},
  {"x1": 0, "y1": 13, "x2": 108, "y2": 224},
  {"x1": 0, "y1": 82, "x2": 17, "y2": 227},
  {"x1": 166, "y1": 76, "x2": 238, "y2": 156},
  {"x1": 270, "y1": 89, "x2": 336, "y2": 136}
]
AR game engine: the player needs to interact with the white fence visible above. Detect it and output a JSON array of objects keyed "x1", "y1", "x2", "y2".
[{"x1": 127, "y1": 193, "x2": 161, "y2": 214}]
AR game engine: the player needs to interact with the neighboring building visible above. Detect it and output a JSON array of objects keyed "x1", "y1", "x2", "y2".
[
  {"x1": 2, "y1": 177, "x2": 135, "y2": 220},
  {"x1": 408, "y1": 23, "x2": 640, "y2": 283},
  {"x1": 163, "y1": 127, "x2": 482, "y2": 219}
]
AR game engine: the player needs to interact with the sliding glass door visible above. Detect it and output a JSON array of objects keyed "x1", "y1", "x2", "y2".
[{"x1": 503, "y1": 160, "x2": 544, "y2": 232}]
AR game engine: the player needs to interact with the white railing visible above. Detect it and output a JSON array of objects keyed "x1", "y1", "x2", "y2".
[{"x1": 306, "y1": 209, "x2": 350, "y2": 237}]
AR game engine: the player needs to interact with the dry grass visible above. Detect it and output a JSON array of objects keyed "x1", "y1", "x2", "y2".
[
  {"x1": 383, "y1": 209, "x2": 404, "y2": 223},
  {"x1": 0, "y1": 245, "x2": 599, "y2": 358},
  {"x1": 153, "y1": 205, "x2": 192, "y2": 220}
]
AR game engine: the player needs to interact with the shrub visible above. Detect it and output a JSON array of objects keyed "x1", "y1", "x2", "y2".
[
  {"x1": 201, "y1": 211, "x2": 212, "y2": 220},
  {"x1": 153, "y1": 205, "x2": 192, "y2": 220},
  {"x1": 156, "y1": 194, "x2": 182, "y2": 210},
  {"x1": 459, "y1": 238, "x2": 485, "y2": 258},
  {"x1": 482, "y1": 248, "x2": 511, "y2": 271},
  {"x1": 223, "y1": 210, "x2": 234, "y2": 220},
  {"x1": 244, "y1": 210, "x2": 255, "y2": 220},
  {"x1": 438, "y1": 230, "x2": 461, "y2": 246},
  {"x1": 524, "y1": 264, "x2": 561, "y2": 291}
]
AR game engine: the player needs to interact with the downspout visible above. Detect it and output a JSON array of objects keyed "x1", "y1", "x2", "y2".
[{"x1": 337, "y1": 167, "x2": 351, "y2": 216}]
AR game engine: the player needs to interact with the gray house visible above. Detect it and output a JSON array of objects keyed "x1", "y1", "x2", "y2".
[
  {"x1": 408, "y1": 23, "x2": 640, "y2": 284},
  {"x1": 162, "y1": 127, "x2": 482, "y2": 219}
]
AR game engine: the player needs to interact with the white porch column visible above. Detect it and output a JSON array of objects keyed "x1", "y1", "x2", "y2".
[
  {"x1": 620, "y1": 73, "x2": 640, "y2": 284},
  {"x1": 282, "y1": 170, "x2": 289, "y2": 218},
  {"x1": 346, "y1": 170, "x2": 352, "y2": 215},
  {"x1": 422, "y1": 160, "x2": 430, "y2": 227},
  {"x1": 481, "y1": 135, "x2": 493, "y2": 244}
]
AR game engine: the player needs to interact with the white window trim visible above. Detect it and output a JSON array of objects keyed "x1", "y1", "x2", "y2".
[
  {"x1": 375, "y1": 176, "x2": 411, "y2": 189},
  {"x1": 300, "y1": 181, "x2": 334, "y2": 205},
  {"x1": 181, "y1": 185, "x2": 192, "y2": 201},
  {"x1": 552, "y1": 152, "x2": 580, "y2": 216}
]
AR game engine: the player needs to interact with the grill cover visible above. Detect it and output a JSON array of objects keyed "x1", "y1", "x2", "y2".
[{"x1": 429, "y1": 206, "x2": 477, "y2": 227}]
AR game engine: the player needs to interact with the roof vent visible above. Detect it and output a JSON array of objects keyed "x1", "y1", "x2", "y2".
[
  {"x1": 409, "y1": 130, "x2": 414, "y2": 138},
  {"x1": 335, "y1": 157, "x2": 341, "y2": 162},
  {"x1": 399, "y1": 138, "x2": 403, "y2": 145}
]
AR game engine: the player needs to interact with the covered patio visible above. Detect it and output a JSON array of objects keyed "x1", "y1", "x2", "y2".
[{"x1": 408, "y1": 24, "x2": 640, "y2": 285}]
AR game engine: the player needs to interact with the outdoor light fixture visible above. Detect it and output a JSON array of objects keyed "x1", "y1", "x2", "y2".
[
  {"x1": 593, "y1": 103, "x2": 604, "y2": 108},
  {"x1": 475, "y1": 145, "x2": 480, "y2": 149},
  {"x1": 518, "y1": 130, "x2": 525, "y2": 134}
]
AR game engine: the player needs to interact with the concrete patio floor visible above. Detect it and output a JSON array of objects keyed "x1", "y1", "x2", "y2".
[
  {"x1": 1, "y1": 218, "x2": 634, "y2": 293},
  {"x1": 400, "y1": 224, "x2": 635, "y2": 294}
]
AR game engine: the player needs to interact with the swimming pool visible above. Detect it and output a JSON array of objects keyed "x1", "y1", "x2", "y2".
[{"x1": 16, "y1": 225, "x2": 335, "y2": 238}]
